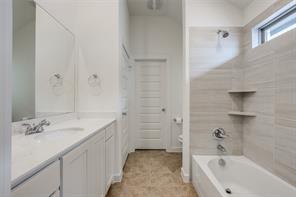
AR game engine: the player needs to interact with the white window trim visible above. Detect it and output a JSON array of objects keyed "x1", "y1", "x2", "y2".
[{"x1": 252, "y1": 0, "x2": 296, "y2": 48}]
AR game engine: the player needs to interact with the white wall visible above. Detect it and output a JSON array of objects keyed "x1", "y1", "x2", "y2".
[
  {"x1": 187, "y1": 0, "x2": 277, "y2": 27},
  {"x1": 243, "y1": 0, "x2": 278, "y2": 25},
  {"x1": 12, "y1": 21, "x2": 35, "y2": 122},
  {"x1": 119, "y1": 0, "x2": 130, "y2": 51},
  {"x1": 186, "y1": 0, "x2": 277, "y2": 27},
  {"x1": 186, "y1": 0, "x2": 243, "y2": 27},
  {"x1": 0, "y1": 0, "x2": 12, "y2": 195},
  {"x1": 130, "y1": 16, "x2": 183, "y2": 152},
  {"x1": 75, "y1": 1, "x2": 120, "y2": 113}
]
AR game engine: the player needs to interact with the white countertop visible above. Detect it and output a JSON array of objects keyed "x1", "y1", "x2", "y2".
[{"x1": 11, "y1": 118, "x2": 115, "y2": 188}]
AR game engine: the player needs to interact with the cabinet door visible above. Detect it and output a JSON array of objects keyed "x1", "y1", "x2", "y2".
[
  {"x1": 105, "y1": 132, "x2": 114, "y2": 192},
  {"x1": 12, "y1": 161, "x2": 60, "y2": 197},
  {"x1": 91, "y1": 132, "x2": 105, "y2": 197},
  {"x1": 62, "y1": 141, "x2": 91, "y2": 197}
]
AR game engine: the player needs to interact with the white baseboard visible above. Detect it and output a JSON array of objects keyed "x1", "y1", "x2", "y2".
[
  {"x1": 112, "y1": 171, "x2": 123, "y2": 183},
  {"x1": 166, "y1": 147, "x2": 182, "y2": 153},
  {"x1": 181, "y1": 167, "x2": 190, "y2": 183}
]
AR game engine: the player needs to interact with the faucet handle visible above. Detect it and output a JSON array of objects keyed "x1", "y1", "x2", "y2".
[
  {"x1": 22, "y1": 123, "x2": 33, "y2": 135},
  {"x1": 22, "y1": 123, "x2": 32, "y2": 129},
  {"x1": 40, "y1": 119, "x2": 51, "y2": 126},
  {"x1": 212, "y1": 128, "x2": 229, "y2": 139}
]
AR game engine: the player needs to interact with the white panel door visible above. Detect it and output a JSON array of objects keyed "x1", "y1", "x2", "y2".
[
  {"x1": 120, "y1": 49, "x2": 129, "y2": 164},
  {"x1": 135, "y1": 60, "x2": 166, "y2": 149}
]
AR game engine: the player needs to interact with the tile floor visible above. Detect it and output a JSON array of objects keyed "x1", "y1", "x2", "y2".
[{"x1": 107, "y1": 150, "x2": 198, "y2": 197}]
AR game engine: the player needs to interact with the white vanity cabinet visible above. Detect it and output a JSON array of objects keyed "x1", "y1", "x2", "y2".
[
  {"x1": 62, "y1": 123, "x2": 115, "y2": 197},
  {"x1": 105, "y1": 124, "x2": 115, "y2": 192},
  {"x1": 11, "y1": 121, "x2": 116, "y2": 197},
  {"x1": 11, "y1": 161, "x2": 60, "y2": 197}
]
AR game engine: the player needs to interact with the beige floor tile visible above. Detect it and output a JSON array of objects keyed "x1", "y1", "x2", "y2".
[{"x1": 106, "y1": 150, "x2": 198, "y2": 197}]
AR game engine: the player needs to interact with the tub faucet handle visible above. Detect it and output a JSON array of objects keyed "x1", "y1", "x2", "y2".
[{"x1": 212, "y1": 128, "x2": 229, "y2": 139}]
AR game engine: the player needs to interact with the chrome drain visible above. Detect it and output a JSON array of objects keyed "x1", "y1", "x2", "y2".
[{"x1": 225, "y1": 188, "x2": 232, "y2": 194}]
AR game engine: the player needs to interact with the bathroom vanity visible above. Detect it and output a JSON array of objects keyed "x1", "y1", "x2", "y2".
[
  {"x1": 11, "y1": 1, "x2": 118, "y2": 196},
  {"x1": 11, "y1": 119, "x2": 116, "y2": 197}
]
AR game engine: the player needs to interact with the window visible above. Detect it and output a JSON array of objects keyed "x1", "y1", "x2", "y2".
[
  {"x1": 252, "y1": 2, "x2": 296, "y2": 47},
  {"x1": 260, "y1": 5, "x2": 296, "y2": 43}
]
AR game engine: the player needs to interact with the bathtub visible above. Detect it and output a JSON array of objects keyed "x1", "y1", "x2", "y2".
[{"x1": 192, "y1": 155, "x2": 296, "y2": 197}]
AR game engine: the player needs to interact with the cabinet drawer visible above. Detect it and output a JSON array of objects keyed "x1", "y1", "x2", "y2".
[
  {"x1": 12, "y1": 160, "x2": 60, "y2": 197},
  {"x1": 105, "y1": 123, "x2": 115, "y2": 140}
]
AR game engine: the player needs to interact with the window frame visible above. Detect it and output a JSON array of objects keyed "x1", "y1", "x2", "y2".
[
  {"x1": 252, "y1": 1, "x2": 296, "y2": 48},
  {"x1": 259, "y1": 5, "x2": 296, "y2": 44}
]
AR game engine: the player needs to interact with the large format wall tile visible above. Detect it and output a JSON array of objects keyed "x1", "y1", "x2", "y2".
[
  {"x1": 241, "y1": 0, "x2": 296, "y2": 187},
  {"x1": 189, "y1": 0, "x2": 296, "y2": 187},
  {"x1": 189, "y1": 27, "x2": 243, "y2": 156}
]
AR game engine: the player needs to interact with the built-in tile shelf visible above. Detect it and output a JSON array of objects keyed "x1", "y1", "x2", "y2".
[
  {"x1": 228, "y1": 89, "x2": 257, "y2": 94},
  {"x1": 228, "y1": 111, "x2": 256, "y2": 117}
]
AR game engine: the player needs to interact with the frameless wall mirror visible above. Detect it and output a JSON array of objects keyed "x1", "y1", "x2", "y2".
[{"x1": 12, "y1": 0, "x2": 76, "y2": 122}]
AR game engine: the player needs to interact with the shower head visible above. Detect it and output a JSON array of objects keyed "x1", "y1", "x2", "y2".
[
  {"x1": 217, "y1": 30, "x2": 230, "y2": 38},
  {"x1": 147, "y1": 0, "x2": 162, "y2": 10}
]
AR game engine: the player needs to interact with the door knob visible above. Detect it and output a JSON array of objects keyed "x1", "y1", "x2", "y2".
[{"x1": 161, "y1": 108, "x2": 166, "y2": 112}]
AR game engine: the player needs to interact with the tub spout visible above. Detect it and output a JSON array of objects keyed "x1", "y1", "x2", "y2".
[{"x1": 217, "y1": 144, "x2": 226, "y2": 153}]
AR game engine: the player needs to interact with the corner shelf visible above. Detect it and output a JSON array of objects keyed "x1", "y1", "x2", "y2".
[
  {"x1": 228, "y1": 111, "x2": 256, "y2": 117},
  {"x1": 228, "y1": 89, "x2": 257, "y2": 94},
  {"x1": 228, "y1": 88, "x2": 257, "y2": 118}
]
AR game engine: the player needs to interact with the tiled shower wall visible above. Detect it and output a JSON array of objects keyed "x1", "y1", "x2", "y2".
[
  {"x1": 190, "y1": 0, "x2": 296, "y2": 187},
  {"x1": 189, "y1": 27, "x2": 244, "y2": 156},
  {"x1": 242, "y1": 0, "x2": 296, "y2": 186}
]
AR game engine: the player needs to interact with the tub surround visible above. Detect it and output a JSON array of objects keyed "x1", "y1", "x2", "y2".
[
  {"x1": 189, "y1": 27, "x2": 244, "y2": 156},
  {"x1": 11, "y1": 118, "x2": 115, "y2": 188},
  {"x1": 189, "y1": 0, "x2": 296, "y2": 187},
  {"x1": 242, "y1": 0, "x2": 296, "y2": 186}
]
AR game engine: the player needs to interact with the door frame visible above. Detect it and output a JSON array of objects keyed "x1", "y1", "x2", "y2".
[
  {"x1": 120, "y1": 45, "x2": 130, "y2": 165},
  {"x1": 0, "y1": 0, "x2": 12, "y2": 196},
  {"x1": 132, "y1": 55, "x2": 171, "y2": 151}
]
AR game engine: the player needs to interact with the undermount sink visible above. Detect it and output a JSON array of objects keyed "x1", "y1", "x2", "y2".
[{"x1": 34, "y1": 127, "x2": 84, "y2": 141}]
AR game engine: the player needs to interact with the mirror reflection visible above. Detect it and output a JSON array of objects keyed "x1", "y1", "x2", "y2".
[{"x1": 12, "y1": 0, "x2": 75, "y2": 122}]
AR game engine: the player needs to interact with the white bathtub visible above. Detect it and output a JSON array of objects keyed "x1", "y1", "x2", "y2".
[{"x1": 192, "y1": 155, "x2": 296, "y2": 197}]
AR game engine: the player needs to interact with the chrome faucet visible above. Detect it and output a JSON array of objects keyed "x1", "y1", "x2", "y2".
[
  {"x1": 22, "y1": 119, "x2": 51, "y2": 135},
  {"x1": 217, "y1": 144, "x2": 227, "y2": 153},
  {"x1": 217, "y1": 144, "x2": 227, "y2": 167},
  {"x1": 212, "y1": 128, "x2": 229, "y2": 139}
]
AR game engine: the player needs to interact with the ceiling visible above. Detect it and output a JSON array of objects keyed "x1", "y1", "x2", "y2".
[
  {"x1": 127, "y1": 0, "x2": 182, "y2": 23},
  {"x1": 226, "y1": 0, "x2": 254, "y2": 9}
]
